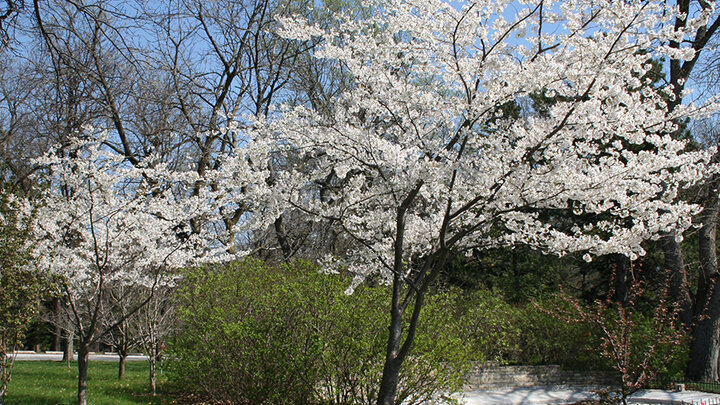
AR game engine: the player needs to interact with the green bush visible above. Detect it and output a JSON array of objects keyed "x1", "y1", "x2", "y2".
[
  {"x1": 631, "y1": 312, "x2": 688, "y2": 379},
  {"x1": 456, "y1": 289, "x2": 522, "y2": 363},
  {"x1": 167, "y1": 259, "x2": 471, "y2": 404},
  {"x1": 517, "y1": 296, "x2": 604, "y2": 369},
  {"x1": 456, "y1": 290, "x2": 605, "y2": 369}
]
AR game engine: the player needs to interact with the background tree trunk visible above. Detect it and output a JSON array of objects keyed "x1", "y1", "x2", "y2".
[
  {"x1": 53, "y1": 299, "x2": 61, "y2": 351},
  {"x1": 687, "y1": 185, "x2": 720, "y2": 381},
  {"x1": 63, "y1": 332, "x2": 73, "y2": 368},
  {"x1": 662, "y1": 232, "x2": 693, "y2": 326},
  {"x1": 613, "y1": 254, "x2": 630, "y2": 304},
  {"x1": 149, "y1": 349, "x2": 157, "y2": 396},
  {"x1": 148, "y1": 345, "x2": 159, "y2": 396}
]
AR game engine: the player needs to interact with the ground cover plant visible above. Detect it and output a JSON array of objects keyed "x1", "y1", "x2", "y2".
[{"x1": 3, "y1": 361, "x2": 173, "y2": 405}]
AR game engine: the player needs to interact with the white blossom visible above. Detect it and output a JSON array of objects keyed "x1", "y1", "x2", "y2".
[
  {"x1": 25, "y1": 136, "x2": 209, "y2": 293},
  {"x1": 230, "y1": 0, "x2": 718, "y2": 284}
]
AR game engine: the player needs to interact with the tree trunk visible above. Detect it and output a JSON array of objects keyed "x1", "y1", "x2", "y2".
[
  {"x1": 64, "y1": 333, "x2": 73, "y2": 368},
  {"x1": 77, "y1": 345, "x2": 89, "y2": 405},
  {"x1": 376, "y1": 184, "x2": 429, "y2": 405},
  {"x1": 377, "y1": 358, "x2": 402, "y2": 405},
  {"x1": 687, "y1": 189, "x2": 720, "y2": 381},
  {"x1": 274, "y1": 215, "x2": 292, "y2": 261},
  {"x1": 0, "y1": 343, "x2": 15, "y2": 405},
  {"x1": 662, "y1": 232, "x2": 693, "y2": 326},
  {"x1": 149, "y1": 352, "x2": 157, "y2": 396},
  {"x1": 118, "y1": 353, "x2": 126, "y2": 379},
  {"x1": 687, "y1": 304, "x2": 720, "y2": 381},
  {"x1": 53, "y1": 299, "x2": 62, "y2": 351},
  {"x1": 376, "y1": 274, "x2": 429, "y2": 405},
  {"x1": 376, "y1": 299, "x2": 404, "y2": 405},
  {"x1": 613, "y1": 254, "x2": 630, "y2": 303}
]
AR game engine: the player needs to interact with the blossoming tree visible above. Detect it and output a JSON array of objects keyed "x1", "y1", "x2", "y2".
[
  {"x1": 236, "y1": 0, "x2": 720, "y2": 403},
  {"x1": 27, "y1": 136, "x2": 208, "y2": 405}
]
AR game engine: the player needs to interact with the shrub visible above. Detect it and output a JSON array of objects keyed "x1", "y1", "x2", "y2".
[
  {"x1": 456, "y1": 289, "x2": 522, "y2": 364},
  {"x1": 552, "y1": 277, "x2": 686, "y2": 405},
  {"x1": 167, "y1": 259, "x2": 471, "y2": 404},
  {"x1": 519, "y1": 296, "x2": 603, "y2": 369},
  {"x1": 167, "y1": 259, "x2": 321, "y2": 404},
  {"x1": 456, "y1": 289, "x2": 601, "y2": 369}
]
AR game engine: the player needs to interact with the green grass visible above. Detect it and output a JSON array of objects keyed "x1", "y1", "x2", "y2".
[{"x1": 4, "y1": 360, "x2": 176, "y2": 405}]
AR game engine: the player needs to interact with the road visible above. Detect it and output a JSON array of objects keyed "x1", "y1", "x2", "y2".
[{"x1": 10, "y1": 351, "x2": 148, "y2": 362}]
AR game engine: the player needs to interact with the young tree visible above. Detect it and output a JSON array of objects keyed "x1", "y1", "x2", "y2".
[
  {"x1": 237, "y1": 1, "x2": 719, "y2": 403},
  {"x1": 26, "y1": 136, "x2": 206, "y2": 405},
  {"x1": 554, "y1": 268, "x2": 684, "y2": 405},
  {"x1": 101, "y1": 285, "x2": 144, "y2": 380},
  {"x1": 131, "y1": 285, "x2": 176, "y2": 396}
]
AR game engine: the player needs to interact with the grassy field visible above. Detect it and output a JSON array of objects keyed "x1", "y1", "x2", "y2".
[{"x1": 4, "y1": 360, "x2": 176, "y2": 405}]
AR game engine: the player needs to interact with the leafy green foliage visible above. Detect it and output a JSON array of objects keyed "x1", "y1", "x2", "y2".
[
  {"x1": 0, "y1": 193, "x2": 48, "y2": 400},
  {"x1": 552, "y1": 275, "x2": 687, "y2": 404},
  {"x1": 168, "y1": 259, "x2": 471, "y2": 404},
  {"x1": 456, "y1": 289, "x2": 522, "y2": 363},
  {"x1": 444, "y1": 248, "x2": 574, "y2": 302},
  {"x1": 456, "y1": 290, "x2": 603, "y2": 369},
  {"x1": 519, "y1": 296, "x2": 604, "y2": 369}
]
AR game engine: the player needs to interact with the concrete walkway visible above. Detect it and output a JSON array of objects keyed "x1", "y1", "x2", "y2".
[
  {"x1": 457, "y1": 387, "x2": 720, "y2": 405},
  {"x1": 630, "y1": 389, "x2": 720, "y2": 405},
  {"x1": 457, "y1": 387, "x2": 597, "y2": 404}
]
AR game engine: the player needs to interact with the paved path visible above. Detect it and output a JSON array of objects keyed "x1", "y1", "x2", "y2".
[
  {"x1": 457, "y1": 388, "x2": 720, "y2": 405},
  {"x1": 10, "y1": 351, "x2": 148, "y2": 362},
  {"x1": 630, "y1": 389, "x2": 720, "y2": 404},
  {"x1": 457, "y1": 387, "x2": 596, "y2": 404}
]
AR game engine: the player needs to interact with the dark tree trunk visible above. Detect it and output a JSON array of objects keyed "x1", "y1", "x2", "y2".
[
  {"x1": 374, "y1": 196, "x2": 454, "y2": 405},
  {"x1": 274, "y1": 215, "x2": 292, "y2": 261},
  {"x1": 613, "y1": 254, "x2": 630, "y2": 303},
  {"x1": 77, "y1": 345, "x2": 89, "y2": 405},
  {"x1": 376, "y1": 280, "x2": 429, "y2": 405},
  {"x1": 687, "y1": 303, "x2": 720, "y2": 381},
  {"x1": 118, "y1": 353, "x2": 126, "y2": 379},
  {"x1": 377, "y1": 281, "x2": 404, "y2": 405},
  {"x1": 377, "y1": 357, "x2": 402, "y2": 405},
  {"x1": 662, "y1": 232, "x2": 693, "y2": 326},
  {"x1": 687, "y1": 188, "x2": 720, "y2": 381}
]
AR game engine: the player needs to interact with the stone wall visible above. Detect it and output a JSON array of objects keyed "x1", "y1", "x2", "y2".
[{"x1": 465, "y1": 363, "x2": 618, "y2": 390}]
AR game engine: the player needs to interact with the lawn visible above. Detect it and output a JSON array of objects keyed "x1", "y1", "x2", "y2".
[{"x1": 4, "y1": 360, "x2": 175, "y2": 405}]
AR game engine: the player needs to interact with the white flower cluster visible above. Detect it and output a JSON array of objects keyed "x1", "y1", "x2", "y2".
[
  {"x1": 24, "y1": 0, "x2": 719, "y2": 291},
  {"x1": 26, "y1": 136, "x2": 207, "y2": 292},
  {"x1": 253, "y1": 0, "x2": 717, "y2": 282}
]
